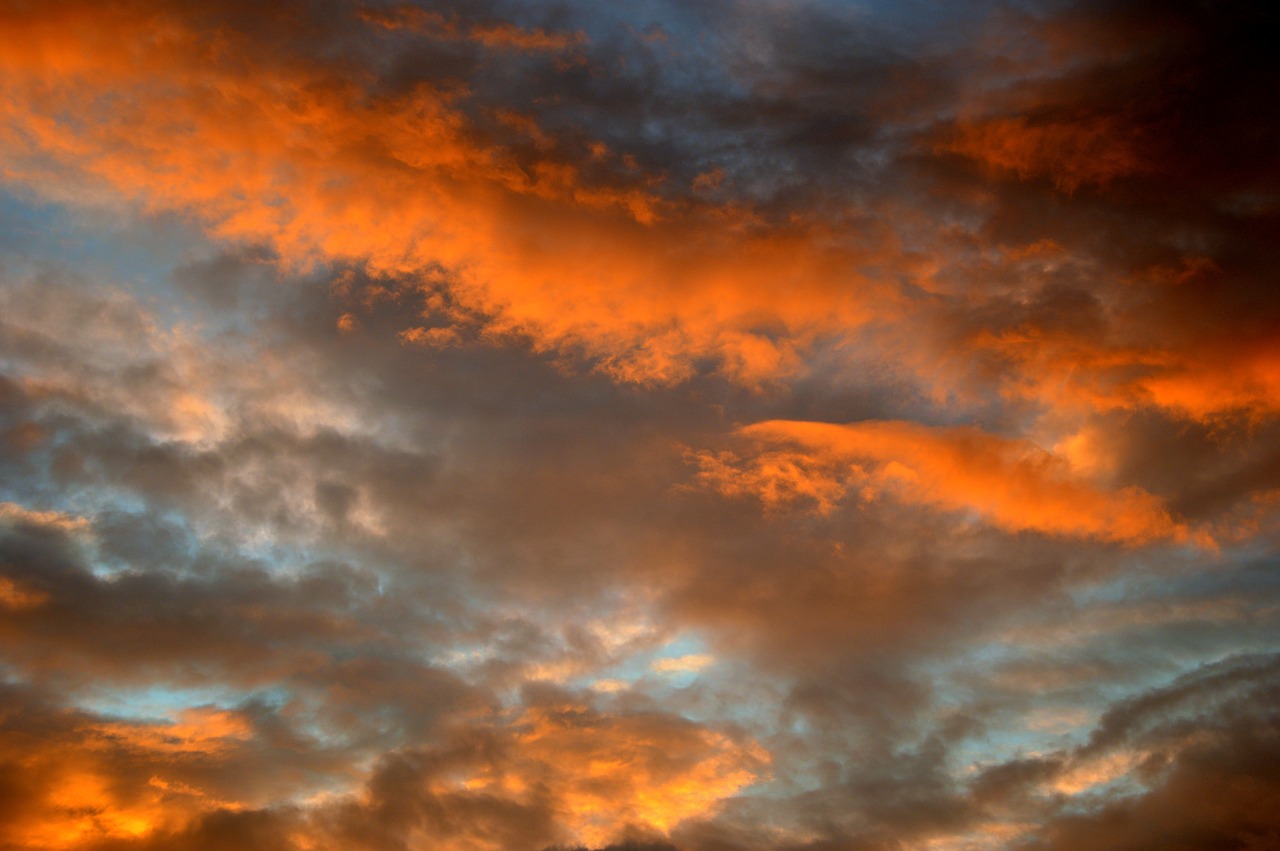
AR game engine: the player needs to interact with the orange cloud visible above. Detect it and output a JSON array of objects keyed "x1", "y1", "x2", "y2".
[
  {"x1": 941, "y1": 115, "x2": 1147, "y2": 192},
  {"x1": 695, "y1": 419, "x2": 1206, "y2": 546},
  {"x1": 970, "y1": 326, "x2": 1280, "y2": 422},
  {"x1": 358, "y1": 4, "x2": 458, "y2": 35},
  {"x1": 0, "y1": 706, "x2": 256, "y2": 849},
  {"x1": 497, "y1": 703, "x2": 768, "y2": 846},
  {"x1": 10, "y1": 768, "x2": 161, "y2": 849},
  {"x1": 0, "y1": 684, "x2": 767, "y2": 851},
  {"x1": 650, "y1": 653, "x2": 715, "y2": 674},
  {"x1": 0, "y1": 576, "x2": 48, "y2": 610},
  {"x1": 92, "y1": 707, "x2": 254, "y2": 757},
  {"x1": 1139, "y1": 337, "x2": 1280, "y2": 422},
  {"x1": 686, "y1": 446, "x2": 850, "y2": 515},
  {"x1": 307, "y1": 702, "x2": 768, "y2": 851},
  {"x1": 0, "y1": 2, "x2": 898, "y2": 387}
]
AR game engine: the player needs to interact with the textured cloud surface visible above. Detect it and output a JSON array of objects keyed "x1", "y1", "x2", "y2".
[{"x1": 2, "y1": 1, "x2": 1279, "y2": 849}]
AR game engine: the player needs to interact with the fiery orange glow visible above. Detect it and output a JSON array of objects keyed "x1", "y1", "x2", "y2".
[
  {"x1": 0, "y1": 710, "x2": 255, "y2": 850},
  {"x1": 694, "y1": 419, "x2": 1207, "y2": 546},
  {"x1": 968, "y1": 326, "x2": 1280, "y2": 422},
  {"x1": 0, "y1": 2, "x2": 897, "y2": 387},
  {"x1": 503, "y1": 704, "x2": 768, "y2": 846}
]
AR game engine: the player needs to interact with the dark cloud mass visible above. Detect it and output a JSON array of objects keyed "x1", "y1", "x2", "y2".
[{"x1": 1, "y1": 0, "x2": 1279, "y2": 848}]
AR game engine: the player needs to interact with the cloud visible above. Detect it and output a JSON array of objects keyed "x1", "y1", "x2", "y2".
[
  {"x1": 941, "y1": 115, "x2": 1148, "y2": 193},
  {"x1": 0, "y1": 1, "x2": 1278, "y2": 849},
  {"x1": 0, "y1": 682, "x2": 304, "y2": 849},
  {"x1": 1008, "y1": 654, "x2": 1280, "y2": 851},
  {"x1": 0, "y1": 0, "x2": 900, "y2": 387},
  {"x1": 650, "y1": 654, "x2": 714, "y2": 675},
  {"x1": 692, "y1": 419, "x2": 1205, "y2": 546},
  {"x1": 360, "y1": 4, "x2": 587, "y2": 53},
  {"x1": 18, "y1": 696, "x2": 764, "y2": 851},
  {"x1": 3, "y1": 0, "x2": 1275, "y2": 423}
]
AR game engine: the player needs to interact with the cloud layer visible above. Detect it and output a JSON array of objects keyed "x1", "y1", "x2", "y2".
[{"x1": 1, "y1": 0, "x2": 1278, "y2": 849}]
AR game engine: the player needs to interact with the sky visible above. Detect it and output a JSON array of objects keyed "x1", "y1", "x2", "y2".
[{"x1": 1, "y1": 1, "x2": 1279, "y2": 849}]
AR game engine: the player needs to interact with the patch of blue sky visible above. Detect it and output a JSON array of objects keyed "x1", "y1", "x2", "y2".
[
  {"x1": 215, "y1": 532, "x2": 318, "y2": 576},
  {"x1": 578, "y1": 646, "x2": 788, "y2": 746},
  {"x1": 1070, "y1": 543, "x2": 1250, "y2": 605},
  {"x1": 572, "y1": 630, "x2": 712, "y2": 691},
  {"x1": 933, "y1": 619, "x2": 1280, "y2": 785},
  {"x1": 920, "y1": 638, "x2": 1018, "y2": 685},
  {"x1": 948, "y1": 725, "x2": 1070, "y2": 781},
  {"x1": 2, "y1": 448, "x2": 382, "y2": 587},
  {"x1": 177, "y1": 500, "x2": 353, "y2": 576},
  {"x1": 642, "y1": 631, "x2": 708, "y2": 668},
  {"x1": 919, "y1": 643, "x2": 1100, "y2": 748},
  {"x1": 0, "y1": 469, "x2": 331, "y2": 583},
  {"x1": 562, "y1": 0, "x2": 1004, "y2": 58},
  {"x1": 1, "y1": 188, "x2": 181, "y2": 283},
  {"x1": 833, "y1": 0, "x2": 1066, "y2": 48},
  {"x1": 679, "y1": 671, "x2": 786, "y2": 736},
  {"x1": 0, "y1": 187, "x2": 274, "y2": 341},
  {"x1": 931, "y1": 635, "x2": 1148, "y2": 713},
  {"x1": 553, "y1": 0, "x2": 759, "y2": 117},
  {"x1": 0, "y1": 189, "x2": 64, "y2": 265},
  {"x1": 78, "y1": 682, "x2": 272, "y2": 723},
  {"x1": 0, "y1": 466, "x2": 130, "y2": 520}
]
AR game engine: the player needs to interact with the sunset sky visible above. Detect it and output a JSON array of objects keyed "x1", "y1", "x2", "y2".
[{"x1": 2, "y1": 1, "x2": 1280, "y2": 849}]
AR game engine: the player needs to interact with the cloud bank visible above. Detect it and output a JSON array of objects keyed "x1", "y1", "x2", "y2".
[{"x1": 1, "y1": 0, "x2": 1278, "y2": 848}]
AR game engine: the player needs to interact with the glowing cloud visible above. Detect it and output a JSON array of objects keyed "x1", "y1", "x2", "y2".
[
  {"x1": 0, "y1": 2, "x2": 895, "y2": 387},
  {"x1": 695, "y1": 419, "x2": 1207, "y2": 546}
]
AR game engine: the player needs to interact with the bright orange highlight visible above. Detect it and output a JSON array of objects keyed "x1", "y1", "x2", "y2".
[
  {"x1": 0, "y1": 708, "x2": 254, "y2": 850},
  {"x1": 971, "y1": 326, "x2": 1280, "y2": 422},
  {"x1": 414, "y1": 704, "x2": 768, "y2": 849},
  {"x1": 0, "y1": 2, "x2": 896, "y2": 387},
  {"x1": 695, "y1": 419, "x2": 1208, "y2": 546},
  {"x1": 505, "y1": 704, "x2": 767, "y2": 846}
]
